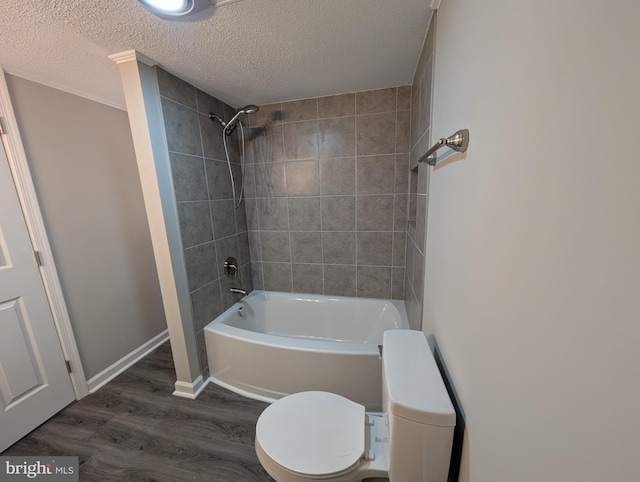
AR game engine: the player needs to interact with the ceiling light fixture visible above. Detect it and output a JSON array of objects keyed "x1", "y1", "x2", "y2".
[{"x1": 137, "y1": 0, "x2": 212, "y2": 19}]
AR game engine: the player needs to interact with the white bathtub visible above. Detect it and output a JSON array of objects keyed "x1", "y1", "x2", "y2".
[{"x1": 204, "y1": 290, "x2": 409, "y2": 410}]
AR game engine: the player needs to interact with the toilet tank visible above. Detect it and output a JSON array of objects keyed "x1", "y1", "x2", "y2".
[{"x1": 382, "y1": 330, "x2": 456, "y2": 482}]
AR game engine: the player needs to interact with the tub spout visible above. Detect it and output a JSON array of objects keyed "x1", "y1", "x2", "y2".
[{"x1": 230, "y1": 287, "x2": 247, "y2": 296}]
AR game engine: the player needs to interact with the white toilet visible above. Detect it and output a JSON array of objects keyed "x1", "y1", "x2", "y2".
[{"x1": 255, "y1": 330, "x2": 456, "y2": 481}]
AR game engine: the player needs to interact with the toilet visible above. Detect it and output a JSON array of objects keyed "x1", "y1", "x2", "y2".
[{"x1": 255, "y1": 330, "x2": 456, "y2": 481}]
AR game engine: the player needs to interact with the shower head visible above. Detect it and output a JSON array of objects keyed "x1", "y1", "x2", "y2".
[
  {"x1": 225, "y1": 104, "x2": 260, "y2": 135},
  {"x1": 240, "y1": 104, "x2": 259, "y2": 115}
]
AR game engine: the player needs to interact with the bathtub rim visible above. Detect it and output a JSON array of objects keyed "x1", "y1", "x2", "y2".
[{"x1": 204, "y1": 289, "x2": 410, "y2": 354}]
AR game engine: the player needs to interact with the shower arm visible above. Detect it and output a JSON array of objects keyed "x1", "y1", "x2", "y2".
[{"x1": 418, "y1": 129, "x2": 470, "y2": 166}]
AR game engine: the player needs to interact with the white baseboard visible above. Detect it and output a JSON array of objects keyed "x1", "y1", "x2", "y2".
[
  {"x1": 173, "y1": 375, "x2": 208, "y2": 399},
  {"x1": 87, "y1": 329, "x2": 169, "y2": 393}
]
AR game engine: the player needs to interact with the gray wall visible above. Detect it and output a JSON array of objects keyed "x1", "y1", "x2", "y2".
[
  {"x1": 6, "y1": 75, "x2": 166, "y2": 379},
  {"x1": 406, "y1": 14, "x2": 436, "y2": 330},
  {"x1": 156, "y1": 68, "x2": 252, "y2": 377},
  {"x1": 244, "y1": 87, "x2": 411, "y2": 299}
]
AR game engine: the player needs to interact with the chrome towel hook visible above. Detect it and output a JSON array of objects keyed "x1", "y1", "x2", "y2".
[{"x1": 418, "y1": 129, "x2": 469, "y2": 166}]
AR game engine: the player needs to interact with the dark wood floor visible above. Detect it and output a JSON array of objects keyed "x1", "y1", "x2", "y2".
[{"x1": 2, "y1": 342, "x2": 275, "y2": 481}]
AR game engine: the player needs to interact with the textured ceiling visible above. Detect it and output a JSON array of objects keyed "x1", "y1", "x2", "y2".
[{"x1": 1, "y1": 0, "x2": 432, "y2": 109}]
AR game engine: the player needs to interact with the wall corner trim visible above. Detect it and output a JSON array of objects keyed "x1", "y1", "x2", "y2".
[
  {"x1": 173, "y1": 376, "x2": 208, "y2": 399},
  {"x1": 109, "y1": 50, "x2": 157, "y2": 67}
]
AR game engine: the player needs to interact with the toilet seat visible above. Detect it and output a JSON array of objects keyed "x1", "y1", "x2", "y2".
[{"x1": 255, "y1": 391, "x2": 365, "y2": 477}]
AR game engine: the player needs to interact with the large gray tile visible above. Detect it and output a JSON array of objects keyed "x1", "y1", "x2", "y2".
[
  {"x1": 191, "y1": 280, "x2": 223, "y2": 332},
  {"x1": 290, "y1": 232, "x2": 322, "y2": 263},
  {"x1": 157, "y1": 68, "x2": 196, "y2": 109},
  {"x1": 251, "y1": 261, "x2": 264, "y2": 290},
  {"x1": 357, "y1": 155, "x2": 396, "y2": 194},
  {"x1": 161, "y1": 98, "x2": 203, "y2": 157},
  {"x1": 357, "y1": 195, "x2": 394, "y2": 231},
  {"x1": 322, "y1": 231, "x2": 356, "y2": 265},
  {"x1": 260, "y1": 231, "x2": 291, "y2": 262},
  {"x1": 321, "y1": 196, "x2": 356, "y2": 231},
  {"x1": 394, "y1": 153, "x2": 410, "y2": 194},
  {"x1": 317, "y1": 93, "x2": 355, "y2": 118},
  {"x1": 397, "y1": 86, "x2": 412, "y2": 111},
  {"x1": 292, "y1": 264, "x2": 324, "y2": 295},
  {"x1": 391, "y1": 268, "x2": 405, "y2": 300},
  {"x1": 235, "y1": 199, "x2": 248, "y2": 233},
  {"x1": 245, "y1": 199, "x2": 259, "y2": 231},
  {"x1": 184, "y1": 242, "x2": 217, "y2": 292},
  {"x1": 262, "y1": 263, "x2": 293, "y2": 292},
  {"x1": 177, "y1": 201, "x2": 213, "y2": 248},
  {"x1": 320, "y1": 157, "x2": 355, "y2": 196},
  {"x1": 242, "y1": 163, "x2": 257, "y2": 199},
  {"x1": 206, "y1": 159, "x2": 234, "y2": 200},
  {"x1": 394, "y1": 194, "x2": 408, "y2": 230},
  {"x1": 357, "y1": 266, "x2": 392, "y2": 299},
  {"x1": 255, "y1": 161, "x2": 287, "y2": 197},
  {"x1": 281, "y1": 98, "x2": 318, "y2": 122},
  {"x1": 356, "y1": 88, "x2": 397, "y2": 115},
  {"x1": 238, "y1": 231, "x2": 251, "y2": 267},
  {"x1": 195, "y1": 89, "x2": 224, "y2": 116},
  {"x1": 288, "y1": 197, "x2": 321, "y2": 231},
  {"x1": 396, "y1": 110, "x2": 411, "y2": 154},
  {"x1": 318, "y1": 117, "x2": 355, "y2": 159},
  {"x1": 257, "y1": 197, "x2": 289, "y2": 230},
  {"x1": 356, "y1": 113, "x2": 396, "y2": 156},
  {"x1": 284, "y1": 120, "x2": 318, "y2": 160},
  {"x1": 170, "y1": 153, "x2": 208, "y2": 202},
  {"x1": 246, "y1": 123, "x2": 285, "y2": 164},
  {"x1": 357, "y1": 232, "x2": 393, "y2": 266},
  {"x1": 240, "y1": 262, "x2": 254, "y2": 293},
  {"x1": 211, "y1": 199, "x2": 236, "y2": 240},
  {"x1": 392, "y1": 231, "x2": 407, "y2": 267},
  {"x1": 323, "y1": 265, "x2": 356, "y2": 297},
  {"x1": 286, "y1": 160, "x2": 319, "y2": 196},
  {"x1": 248, "y1": 230, "x2": 262, "y2": 262}
]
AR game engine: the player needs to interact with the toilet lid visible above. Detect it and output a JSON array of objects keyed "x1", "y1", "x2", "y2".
[{"x1": 256, "y1": 391, "x2": 365, "y2": 476}]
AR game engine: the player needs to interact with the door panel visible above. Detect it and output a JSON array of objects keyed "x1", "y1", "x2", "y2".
[{"x1": 0, "y1": 142, "x2": 75, "y2": 451}]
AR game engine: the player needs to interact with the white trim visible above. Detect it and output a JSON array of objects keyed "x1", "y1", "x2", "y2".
[
  {"x1": 108, "y1": 50, "x2": 157, "y2": 67},
  {"x1": 2, "y1": 67, "x2": 127, "y2": 111},
  {"x1": 173, "y1": 375, "x2": 208, "y2": 399},
  {"x1": 87, "y1": 330, "x2": 170, "y2": 393},
  {"x1": 0, "y1": 69, "x2": 90, "y2": 399}
]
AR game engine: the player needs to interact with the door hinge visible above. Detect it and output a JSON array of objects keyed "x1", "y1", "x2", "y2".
[
  {"x1": 34, "y1": 250, "x2": 44, "y2": 267},
  {"x1": 65, "y1": 360, "x2": 72, "y2": 374}
]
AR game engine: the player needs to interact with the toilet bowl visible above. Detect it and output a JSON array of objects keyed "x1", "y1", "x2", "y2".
[{"x1": 254, "y1": 330, "x2": 456, "y2": 482}]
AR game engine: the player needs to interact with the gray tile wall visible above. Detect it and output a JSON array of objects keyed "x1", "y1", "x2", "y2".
[
  {"x1": 157, "y1": 68, "x2": 252, "y2": 378},
  {"x1": 243, "y1": 86, "x2": 411, "y2": 299},
  {"x1": 406, "y1": 14, "x2": 436, "y2": 330}
]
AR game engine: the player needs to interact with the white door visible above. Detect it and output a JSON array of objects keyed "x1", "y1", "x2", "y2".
[{"x1": 0, "y1": 142, "x2": 75, "y2": 451}]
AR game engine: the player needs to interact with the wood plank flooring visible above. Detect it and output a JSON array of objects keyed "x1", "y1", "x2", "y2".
[{"x1": 2, "y1": 342, "x2": 275, "y2": 481}]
